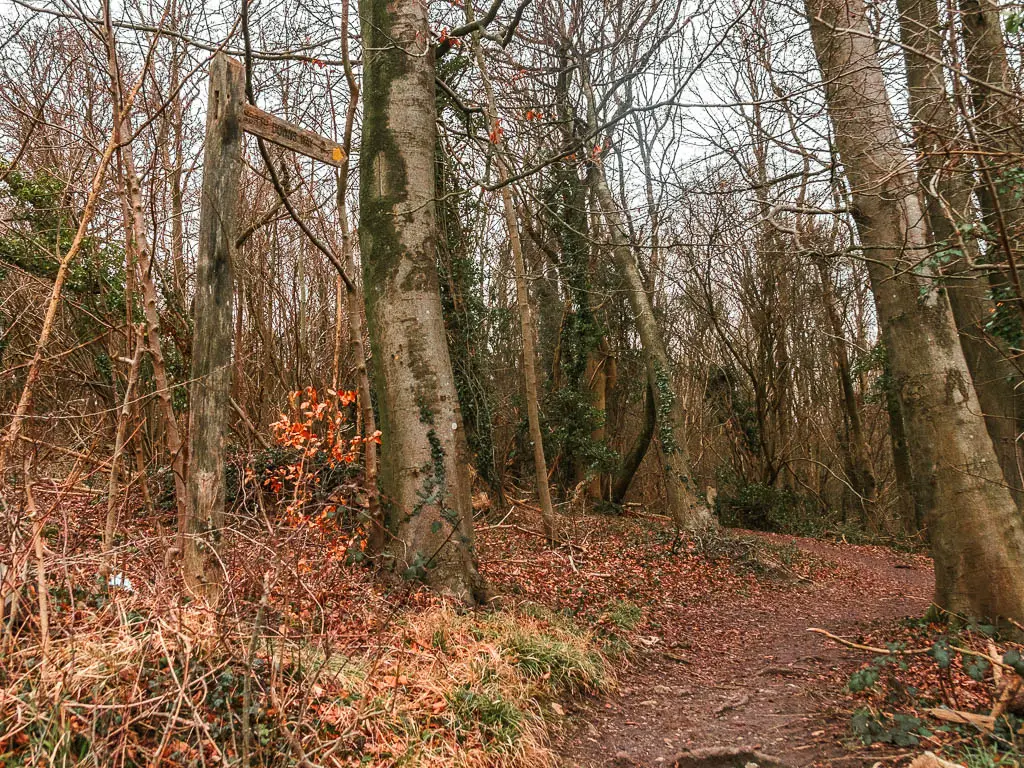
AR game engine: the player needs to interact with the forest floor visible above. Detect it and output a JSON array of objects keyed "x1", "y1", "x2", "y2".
[
  {"x1": 547, "y1": 532, "x2": 934, "y2": 768},
  {"x1": 15, "y1": 487, "x2": 1021, "y2": 768}
]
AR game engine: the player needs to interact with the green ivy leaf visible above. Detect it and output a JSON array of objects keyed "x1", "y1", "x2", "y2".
[
  {"x1": 1003, "y1": 648, "x2": 1024, "y2": 676},
  {"x1": 930, "y1": 640, "x2": 952, "y2": 669},
  {"x1": 848, "y1": 666, "x2": 880, "y2": 692},
  {"x1": 965, "y1": 657, "x2": 990, "y2": 682}
]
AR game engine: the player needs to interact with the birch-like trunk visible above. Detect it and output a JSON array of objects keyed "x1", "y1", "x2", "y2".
[
  {"x1": 106, "y1": 0, "x2": 188, "y2": 547},
  {"x1": 117, "y1": 108, "x2": 190, "y2": 549}
]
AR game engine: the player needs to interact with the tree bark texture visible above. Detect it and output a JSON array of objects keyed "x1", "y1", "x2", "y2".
[
  {"x1": 358, "y1": 0, "x2": 487, "y2": 601},
  {"x1": 184, "y1": 53, "x2": 245, "y2": 603},
  {"x1": 805, "y1": 0, "x2": 1024, "y2": 621},
  {"x1": 896, "y1": 0, "x2": 1024, "y2": 507}
]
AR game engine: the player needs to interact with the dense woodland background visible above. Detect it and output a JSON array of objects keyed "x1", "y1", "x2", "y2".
[
  {"x1": 1, "y1": 0, "x2": 1024, "y2": 763},
  {"x1": 0, "y1": 0, "x2": 945, "y2": 535}
]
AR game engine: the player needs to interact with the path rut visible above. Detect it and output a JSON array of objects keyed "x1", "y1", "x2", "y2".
[{"x1": 556, "y1": 534, "x2": 933, "y2": 767}]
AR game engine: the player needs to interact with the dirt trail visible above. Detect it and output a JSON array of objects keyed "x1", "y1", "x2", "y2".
[{"x1": 556, "y1": 534, "x2": 934, "y2": 767}]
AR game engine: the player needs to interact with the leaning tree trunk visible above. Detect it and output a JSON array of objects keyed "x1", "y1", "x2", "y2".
[
  {"x1": 184, "y1": 53, "x2": 245, "y2": 604},
  {"x1": 358, "y1": 0, "x2": 487, "y2": 602},
  {"x1": 104, "y1": 13, "x2": 188, "y2": 537},
  {"x1": 611, "y1": 381, "x2": 656, "y2": 506},
  {"x1": 896, "y1": 0, "x2": 1024, "y2": 507},
  {"x1": 804, "y1": 0, "x2": 1024, "y2": 621},
  {"x1": 583, "y1": 79, "x2": 713, "y2": 532},
  {"x1": 117, "y1": 101, "x2": 190, "y2": 546}
]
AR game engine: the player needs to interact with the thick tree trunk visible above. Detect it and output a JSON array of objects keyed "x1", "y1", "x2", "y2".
[
  {"x1": 358, "y1": 0, "x2": 487, "y2": 601},
  {"x1": 805, "y1": 0, "x2": 1024, "y2": 621},
  {"x1": 958, "y1": 0, "x2": 1024, "y2": 367},
  {"x1": 184, "y1": 53, "x2": 245, "y2": 603},
  {"x1": 959, "y1": 0, "x2": 1024, "y2": 272},
  {"x1": 584, "y1": 80, "x2": 713, "y2": 531},
  {"x1": 896, "y1": 0, "x2": 1024, "y2": 507}
]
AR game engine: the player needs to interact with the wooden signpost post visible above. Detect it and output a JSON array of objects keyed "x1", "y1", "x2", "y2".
[{"x1": 184, "y1": 52, "x2": 346, "y2": 600}]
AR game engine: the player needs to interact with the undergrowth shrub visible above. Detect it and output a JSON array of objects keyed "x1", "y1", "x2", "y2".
[
  {"x1": 503, "y1": 630, "x2": 606, "y2": 693},
  {"x1": 1, "y1": 389, "x2": 612, "y2": 768},
  {"x1": 602, "y1": 600, "x2": 643, "y2": 632},
  {"x1": 154, "y1": 388, "x2": 370, "y2": 534},
  {"x1": 446, "y1": 686, "x2": 525, "y2": 748},
  {"x1": 714, "y1": 476, "x2": 832, "y2": 536},
  {"x1": 850, "y1": 708, "x2": 932, "y2": 747}
]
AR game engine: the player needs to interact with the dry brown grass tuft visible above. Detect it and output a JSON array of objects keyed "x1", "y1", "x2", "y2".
[{"x1": 0, "y1": 535, "x2": 610, "y2": 767}]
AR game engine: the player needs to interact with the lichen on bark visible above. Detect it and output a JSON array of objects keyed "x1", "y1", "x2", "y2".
[{"x1": 357, "y1": 0, "x2": 487, "y2": 603}]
